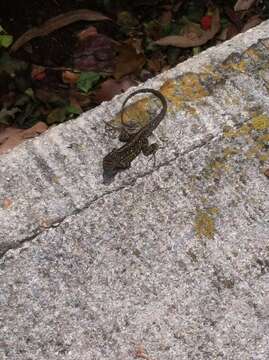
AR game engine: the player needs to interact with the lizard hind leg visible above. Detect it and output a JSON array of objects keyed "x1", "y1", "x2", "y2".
[{"x1": 142, "y1": 140, "x2": 159, "y2": 167}]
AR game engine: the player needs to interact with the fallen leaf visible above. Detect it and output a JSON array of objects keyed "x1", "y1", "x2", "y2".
[
  {"x1": 173, "y1": 0, "x2": 185, "y2": 13},
  {"x1": 159, "y1": 10, "x2": 172, "y2": 26},
  {"x1": 0, "y1": 122, "x2": 48, "y2": 155},
  {"x1": 94, "y1": 77, "x2": 137, "y2": 103},
  {"x1": 114, "y1": 43, "x2": 145, "y2": 80},
  {"x1": 224, "y1": 7, "x2": 243, "y2": 30},
  {"x1": 0, "y1": 26, "x2": 13, "y2": 48},
  {"x1": 68, "y1": 96, "x2": 83, "y2": 113},
  {"x1": 76, "y1": 71, "x2": 101, "y2": 93},
  {"x1": 62, "y1": 70, "x2": 80, "y2": 85},
  {"x1": 117, "y1": 11, "x2": 139, "y2": 34},
  {"x1": 65, "y1": 104, "x2": 82, "y2": 115},
  {"x1": 0, "y1": 107, "x2": 21, "y2": 124},
  {"x1": 0, "y1": 52, "x2": 28, "y2": 76},
  {"x1": 36, "y1": 87, "x2": 92, "y2": 108},
  {"x1": 73, "y1": 34, "x2": 116, "y2": 72},
  {"x1": 241, "y1": 15, "x2": 263, "y2": 32},
  {"x1": 0, "y1": 91, "x2": 16, "y2": 109},
  {"x1": 147, "y1": 58, "x2": 162, "y2": 74},
  {"x1": 22, "y1": 121, "x2": 48, "y2": 139},
  {"x1": 77, "y1": 26, "x2": 98, "y2": 41},
  {"x1": 0, "y1": 35, "x2": 13, "y2": 48},
  {"x1": 0, "y1": 126, "x2": 22, "y2": 144},
  {"x1": 144, "y1": 20, "x2": 163, "y2": 41},
  {"x1": 125, "y1": 38, "x2": 144, "y2": 54},
  {"x1": 31, "y1": 65, "x2": 46, "y2": 81},
  {"x1": 10, "y1": 9, "x2": 111, "y2": 52},
  {"x1": 154, "y1": 8, "x2": 221, "y2": 48},
  {"x1": 47, "y1": 108, "x2": 67, "y2": 124},
  {"x1": 234, "y1": 0, "x2": 256, "y2": 11}
]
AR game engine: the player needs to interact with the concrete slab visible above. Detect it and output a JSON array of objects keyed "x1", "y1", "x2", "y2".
[{"x1": 1, "y1": 21, "x2": 269, "y2": 359}]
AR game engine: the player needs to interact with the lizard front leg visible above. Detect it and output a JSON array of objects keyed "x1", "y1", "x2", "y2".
[{"x1": 141, "y1": 137, "x2": 158, "y2": 156}]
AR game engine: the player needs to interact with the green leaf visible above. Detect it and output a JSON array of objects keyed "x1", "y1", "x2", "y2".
[
  {"x1": 47, "y1": 108, "x2": 67, "y2": 125},
  {"x1": 193, "y1": 47, "x2": 201, "y2": 55},
  {"x1": 0, "y1": 107, "x2": 21, "y2": 124},
  {"x1": 77, "y1": 72, "x2": 101, "y2": 93},
  {"x1": 0, "y1": 52, "x2": 28, "y2": 76},
  {"x1": 0, "y1": 35, "x2": 13, "y2": 48},
  {"x1": 25, "y1": 88, "x2": 34, "y2": 98},
  {"x1": 65, "y1": 105, "x2": 82, "y2": 115}
]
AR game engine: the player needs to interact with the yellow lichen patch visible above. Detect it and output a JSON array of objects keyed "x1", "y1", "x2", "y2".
[
  {"x1": 223, "y1": 147, "x2": 238, "y2": 158},
  {"x1": 161, "y1": 80, "x2": 183, "y2": 108},
  {"x1": 111, "y1": 98, "x2": 150, "y2": 127},
  {"x1": 179, "y1": 73, "x2": 209, "y2": 100},
  {"x1": 251, "y1": 115, "x2": 269, "y2": 130},
  {"x1": 245, "y1": 47, "x2": 260, "y2": 61},
  {"x1": 259, "y1": 151, "x2": 269, "y2": 162},
  {"x1": 245, "y1": 144, "x2": 263, "y2": 159},
  {"x1": 208, "y1": 207, "x2": 220, "y2": 215},
  {"x1": 209, "y1": 160, "x2": 230, "y2": 177},
  {"x1": 195, "y1": 210, "x2": 216, "y2": 239},
  {"x1": 224, "y1": 123, "x2": 251, "y2": 138},
  {"x1": 257, "y1": 133, "x2": 269, "y2": 144},
  {"x1": 160, "y1": 74, "x2": 209, "y2": 112},
  {"x1": 201, "y1": 64, "x2": 222, "y2": 81},
  {"x1": 222, "y1": 59, "x2": 246, "y2": 73},
  {"x1": 184, "y1": 104, "x2": 198, "y2": 115}
]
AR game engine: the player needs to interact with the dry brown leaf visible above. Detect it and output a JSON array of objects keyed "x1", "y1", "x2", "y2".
[
  {"x1": 147, "y1": 58, "x2": 162, "y2": 74},
  {"x1": 114, "y1": 43, "x2": 145, "y2": 80},
  {"x1": 154, "y1": 8, "x2": 220, "y2": 48},
  {"x1": 77, "y1": 26, "x2": 98, "y2": 41},
  {"x1": 31, "y1": 65, "x2": 46, "y2": 81},
  {"x1": 0, "y1": 133, "x2": 24, "y2": 155},
  {"x1": 62, "y1": 70, "x2": 80, "y2": 85},
  {"x1": 125, "y1": 38, "x2": 144, "y2": 54},
  {"x1": 0, "y1": 122, "x2": 48, "y2": 155},
  {"x1": 159, "y1": 10, "x2": 173, "y2": 26},
  {"x1": 234, "y1": 0, "x2": 256, "y2": 11},
  {"x1": 0, "y1": 127, "x2": 22, "y2": 145},
  {"x1": 10, "y1": 9, "x2": 111, "y2": 52},
  {"x1": 94, "y1": 77, "x2": 136, "y2": 103},
  {"x1": 22, "y1": 122, "x2": 48, "y2": 139},
  {"x1": 73, "y1": 34, "x2": 116, "y2": 72},
  {"x1": 241, "y1": 15, "x2": 263, "y2": 32}
]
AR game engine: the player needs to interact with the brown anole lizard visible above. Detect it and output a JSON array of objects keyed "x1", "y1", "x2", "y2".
[{"x1": 103, "y1": 88, "x2": 167, "y2": 184}]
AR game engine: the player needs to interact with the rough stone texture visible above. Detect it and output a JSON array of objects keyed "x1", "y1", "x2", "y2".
[{"x1": 1, "y1": 22, "x2": 269, "y2": 360}]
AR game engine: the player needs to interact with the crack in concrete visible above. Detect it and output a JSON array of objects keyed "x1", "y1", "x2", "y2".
[{"x1": 0, "y1": 132, "x2": 217, "y2": 260}]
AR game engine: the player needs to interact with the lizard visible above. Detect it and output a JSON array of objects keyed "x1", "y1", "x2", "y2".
[{"x1": 103, "y1": 88, "x2": 167, "y2": 184}]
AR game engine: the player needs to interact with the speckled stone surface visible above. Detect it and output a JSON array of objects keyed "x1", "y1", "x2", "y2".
[{"x1": 1, "y1": 22, "x2": 269, "y2": 360}]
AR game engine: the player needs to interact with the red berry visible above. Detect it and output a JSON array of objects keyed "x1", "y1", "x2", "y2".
[{"x1": 201, "y1": 15, "x2": 212, "y2": 30}]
